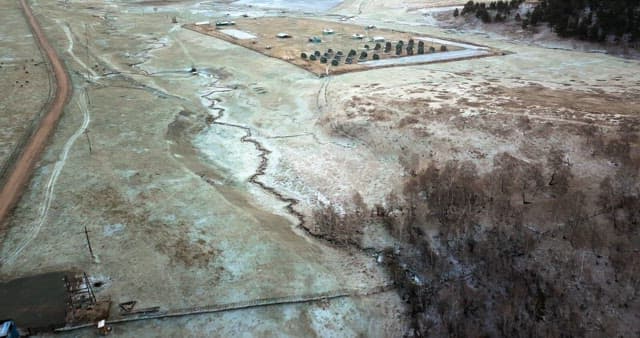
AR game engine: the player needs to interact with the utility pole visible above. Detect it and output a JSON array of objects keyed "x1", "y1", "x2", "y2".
[
  {"x1": 84, "y1": 226, "x2": 95, "y2": 261},
  {"x1": 85, "y1": 130, "x2": 92, "y2": 154},
  {"x1": 85, "y1": 23, "x2": 90, "y2": 79}
]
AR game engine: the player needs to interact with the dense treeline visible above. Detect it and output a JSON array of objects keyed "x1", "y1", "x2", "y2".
[
  {"x1": 382, "y1": 145, "x2": 639, "y2": 336},
  {"x1": 457, "y1": 0, "x2": 526, "y2": 23},
  {"x1": 457, "y1": 0, "x2": 640, "y2": 43},
  {"x1": 312, "y1": 125, "x2": 640, "y2": 336},
  {"x1": 533, "y1": 0, "x2": 640, "y2": 42}
]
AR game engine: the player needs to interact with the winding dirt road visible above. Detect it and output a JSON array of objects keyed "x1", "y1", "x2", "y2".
[{"x1": 0, "y1": 0, "x2": 71, "y2": 226}]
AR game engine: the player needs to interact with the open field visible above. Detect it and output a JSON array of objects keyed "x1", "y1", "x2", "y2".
[
  {"x1": 0, "y1": 0, "x2": 638, "y2": 336},
  {"x1": 0, "y1": 0, "x2": 50, "y2": 186},
  {"x1": 1, "y1": 0, "x2": 408, "y2": 335},
  {"x1": 0, "y1": 0, "x2": 72, "y2": 229},
  {"x1": 184, "y1": 17, "x2": 498, "y2": 75}
]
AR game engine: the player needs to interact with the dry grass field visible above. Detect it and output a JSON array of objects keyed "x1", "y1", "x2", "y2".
[{"x1": 1, "y1": 0, "x2": 638, "y2": 336}]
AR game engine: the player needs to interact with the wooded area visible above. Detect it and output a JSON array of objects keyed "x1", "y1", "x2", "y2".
[
  {"x1": 313, "y1": 124, "x2": 640, "y2": 336},
  {"x1": 459, "y1": 0, "x2": 640, "y2": 43}
]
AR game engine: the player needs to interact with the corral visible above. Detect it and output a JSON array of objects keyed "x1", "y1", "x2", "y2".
[{"x1": 184, "y1": 17, "x2": 498, "y2": 75}]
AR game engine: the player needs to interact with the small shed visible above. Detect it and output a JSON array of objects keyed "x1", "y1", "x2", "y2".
[{"x1": 215, "y1": 21, "x2": 236, "y2": 26}]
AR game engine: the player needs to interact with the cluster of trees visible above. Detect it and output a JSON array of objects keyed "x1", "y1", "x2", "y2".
[
  {"x1": 312, "y1": 192, "x2": 369, "y2": 246},
  {"x1": 455, "y1": 0, "x2": 525, "y2": 23},
  {"x1": 385, "y1": 145, "x2": 638, "y2": 335},
  {"x1": 312, "y1": 125, "x2": 640, "y2": 336},
  {"x1": 387, "y1": 128, "x2": 639, "y2": 335},
  {"x1": 456, "y1": 0, "x2": 640, "y2": 44},
  {"x1": 528, "y1": 0, "x2": 640, "y2": 42}
]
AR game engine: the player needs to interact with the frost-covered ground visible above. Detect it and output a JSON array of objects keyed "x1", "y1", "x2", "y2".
[
  {"x1": 233, "y1": 0, "x2": 343, "y2": 12},
  {"x1": 2, "y1": 0, "x2": 639, "y2": 336}
]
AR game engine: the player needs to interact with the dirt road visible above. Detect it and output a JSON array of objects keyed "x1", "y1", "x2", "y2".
[{"x1": 0, "y1": 0, "x2": 71, "y2": 226}]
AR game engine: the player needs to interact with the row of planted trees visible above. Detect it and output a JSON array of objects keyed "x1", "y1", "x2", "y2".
[{"x1": 301, "y1": 40, "x2": 448, "y2": 65}]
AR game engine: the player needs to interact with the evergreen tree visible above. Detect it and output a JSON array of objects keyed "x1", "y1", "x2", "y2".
[
  {"x1": 477, "y1": 8, "x2": 492, "y2": 23},
  {"x1": 462, "y1": 1, "x2": 475, "y2": 16},
  {"x1": 524, "y1": 0, "x2": 640, "y2": 43}
]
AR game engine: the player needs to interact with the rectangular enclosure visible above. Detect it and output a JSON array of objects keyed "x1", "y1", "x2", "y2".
[{"x1": 184, "y1": 17, "x2": 498, "y2": 75}]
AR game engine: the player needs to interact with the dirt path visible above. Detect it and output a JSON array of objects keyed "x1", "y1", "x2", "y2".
[{"x1": 0, "y1": 0, "x2": 71, "y2": 227}]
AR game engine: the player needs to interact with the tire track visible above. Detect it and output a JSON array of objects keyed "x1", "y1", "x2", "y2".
[
  {"x1": 1, "y1": 90, "x2": 90, "y2": 265},
  {"x1": 59, "y1": 21, "x2": 98, "y2": 79}
]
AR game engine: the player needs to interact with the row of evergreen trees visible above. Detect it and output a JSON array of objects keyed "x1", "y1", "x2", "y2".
[
  {"x1": 531, "y1": 0, "x2": 640, "y2": 42},
  {"x1": 456, "y1": 0, "x2": 640, "y2": 43},
  {"x1": 455, "y1": 0, "x2": 524, "y2": 23}
]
